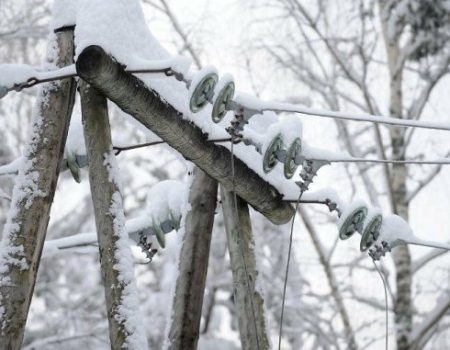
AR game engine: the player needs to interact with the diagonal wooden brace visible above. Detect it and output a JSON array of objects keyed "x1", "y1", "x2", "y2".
[{"x1": 75, "y1": 45, "x2": 294, "y2": 225}]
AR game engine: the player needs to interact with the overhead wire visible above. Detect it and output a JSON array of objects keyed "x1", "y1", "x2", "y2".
[
  {"x1": 372, "y1": 259, "x2": 389, "y2": 350},
  {"x1": 278, "y1": 190, "x2": 304, "y2": 350},
  {"x1": 4, "y1": 66, "x2": 450, "y2": 132}
]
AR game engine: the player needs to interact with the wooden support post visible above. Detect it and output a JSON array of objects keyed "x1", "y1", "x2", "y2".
[
  {"x1": 80, "y1": 81, "x2": 146, "y2": 349},
  {"x1": 75, "y1": 45, "x2": 294, "y2": 225},
  {"x1": 220, "y1": 186, "x2": 270, "y2": 350},
  {"x1": 167, "y1": 167, "x2": 218, "y2": 349},
  {"x1": 0, "y1": 28, "x2": 76, "y2": 349}
]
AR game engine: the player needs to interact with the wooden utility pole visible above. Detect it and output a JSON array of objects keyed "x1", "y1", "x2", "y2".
[
  {"x1": 80, "y1": 81, "x2": 146, "y2": 349},
  {"x1": 0, "y1": 27, "x2": 76, "y2": 349},
  {"x1": 75, "y1": 45, "x2": 294, "y2": 225},
  {"x1": 221, "y1": 186, "x2": 270, "y2": 350},
  {"x1": 167, "y1": 168, "x2": 217, "y2": 349}
]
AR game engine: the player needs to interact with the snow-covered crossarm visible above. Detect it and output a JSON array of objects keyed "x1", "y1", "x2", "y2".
[{"x1": 75, "y1": 45, "x2": 294, "y2": 225}]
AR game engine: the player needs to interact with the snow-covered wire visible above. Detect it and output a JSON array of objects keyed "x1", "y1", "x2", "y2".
[
  {"x1": 261, "y1": 102, "x2": 450, "y2": 132},
  {"x1": 308, "y1": 157, "x2": 450, "y2": 165},
  {"x1": 4, "y1": 64, "x2": 450, "y2": 133},
  {"x1": 372, "y1": 259, "x2": 389, "y2": 350},
  {"x1": 112, "y1": 137, "x2": 232, "y2": 155},
  {"x1": 1, "y1": 65, "x2": 178, "y2": 94}
]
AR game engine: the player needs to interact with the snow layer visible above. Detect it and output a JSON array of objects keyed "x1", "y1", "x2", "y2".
[
  {"x1": 379, "y1": 214, "x2": 414, "y2": 246},
  {"x1": 75, "y1": 0, "x2": 169, "y2": 64},
  {"x1": 73, "y1": 0, "x2": 301, "y2": 198},
  {"x1": 65, "y1": 116, "x2": 86, "y2": 157},
  {"x1": 144, "y1": 180, "x2": 186, "y2": 227},
  {"x1": 260, "y1": 115, "x2": 303, "y2": 156},
  {"x1": 104, "y1": 150, "x2": 148, "y2": 349},
  {"x1": 50, "y1": 0, "x2": 77, "y2": 30},
  {"x1": 379, "y1": 214, "x2": 450, "y2": 250},
  {"x1": 301, "y1": 142, "x2": 348, "y2": 162}
]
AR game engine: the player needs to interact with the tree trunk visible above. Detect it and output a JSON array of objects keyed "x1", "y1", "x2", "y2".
[
  {"x1": 299, "y1": 206, "x2": 358, "y2": 350},
  {"x1": 379, "y1": 2, "x2": 412, "y2": 348},
  {"x1": 0, "y1": 28, "x2": 76, "y2": 349},
  {"x1": 75, "y1": 45, "x2": 294, "y2": 225},
  {"x1": 167, "y1": 167, "x2": 217, "y2": 349},
  {"x1": 220, "y1": 186, "x2": 270, "y2": 350},
  {"x1": 80, "y1": 81, "x2": 147, "y2": 349}
]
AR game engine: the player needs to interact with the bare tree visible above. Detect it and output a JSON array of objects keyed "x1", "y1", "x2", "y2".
[{"x1": 249, "y1": 0, "x2": 450, "y2": 348}]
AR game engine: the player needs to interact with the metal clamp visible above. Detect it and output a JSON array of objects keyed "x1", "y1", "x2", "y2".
[
  {"x1": 138, "y1": 232, "x2": 158, "y2": 263},
  {"x1": 296, "y1": 158, "x2": 330, "y2": 192},
  {"x1": 368, "y1": 241, "x2": 391, "y2": 261}
]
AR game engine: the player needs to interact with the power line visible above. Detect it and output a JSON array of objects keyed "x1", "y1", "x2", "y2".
[
  {"x1": 112, "y1": 137, "x2": 232, "y2": 155},
  {"x1": 112, "y1": 139, "x2": 450, "y2": 165},
  {"x1": 372, "y1": 259, "x2": 389, "y2": 350},
  {"x1": 306, "y1": 157, "x2": 450, "y2": 165},
  {"x1": 263, "y1": 103, "x2": 450, "y2": 132},
  {"x1": 4, "y1": 65, "x2": 450, "y2": 132},
  {"x1": 278, "y1": 190, "x2": 303, "y2": 350}
]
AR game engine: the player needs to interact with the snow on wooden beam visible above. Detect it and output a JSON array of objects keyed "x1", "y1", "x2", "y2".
[
  {"x1": 167, "y1": 168, "x2": 217, "y2": 349},
  {"x1": 75, "y1": 45, "x2": 294, "y2": 225},
  {"x1": 80, "y1": 81, "x2": 147, "y2": 349}
]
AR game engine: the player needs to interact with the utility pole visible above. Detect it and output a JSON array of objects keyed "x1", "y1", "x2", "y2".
[
  {"x1": 80, "y1": 81, "x2": 147, "y2": 349},
  {"x1": 221, "y1": 186, "x2": 270, "y2": 350},
  {"x1": 167, "y1": 168, "x2": 217, "y2": 349},
  {"x1": 0, "y1": 27, "x2": 76, "y2": 349}
]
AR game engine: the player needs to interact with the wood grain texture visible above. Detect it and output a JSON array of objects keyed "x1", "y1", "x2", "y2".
[
  {"x1": 167, "y1": 167, "x2": 217, "y2": 350},
  {"x1": 221, "y1": 186, "x2": 270, "y2": 350},
  {"x1": 0, "y1": 29, "x2": 76, "y2": 349}
]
